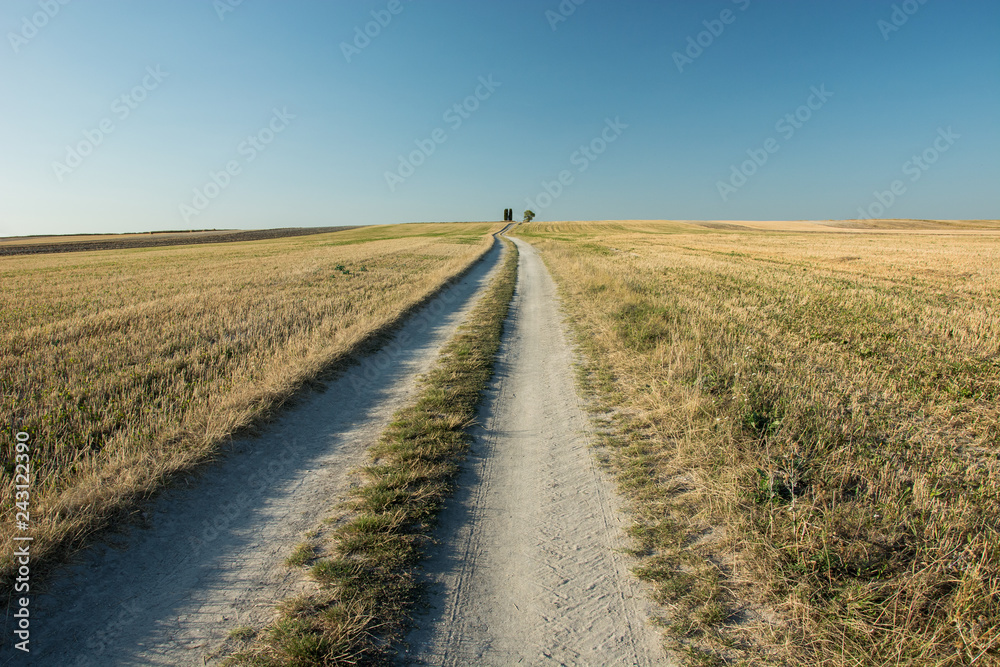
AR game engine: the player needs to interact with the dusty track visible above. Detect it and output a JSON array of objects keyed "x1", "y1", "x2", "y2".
[
  {"x1": 403, "y1": 236, "x2": 668, "y2": 665},
  {"x1": 2, "y1": 237, "x2": 505, "y2": 666}
]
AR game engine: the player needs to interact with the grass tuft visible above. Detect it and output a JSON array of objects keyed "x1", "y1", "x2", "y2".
[{"x1": 286, "y1": 542, "x2": 317, "y2": 568}]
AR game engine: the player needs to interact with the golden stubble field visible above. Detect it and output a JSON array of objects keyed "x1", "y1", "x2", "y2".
[
  {"x1": 0, "y1": 223, "x2": 500, "y2": 587},
  {"x1": 515, "y1": 220, "x2": 1000, "y2": 666}
]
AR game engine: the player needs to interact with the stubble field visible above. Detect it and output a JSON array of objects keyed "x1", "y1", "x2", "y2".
[
  {"x1": 0, "y1": 222, "x2": 500, "y2": 590},
  {"x1": 515, "y1": 220, "x2": 1000, "y2": 665}
]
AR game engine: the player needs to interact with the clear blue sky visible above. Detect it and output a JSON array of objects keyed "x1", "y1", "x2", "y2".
[{"x1": 1, "y1": 0, "x2": 997, "y2": 235}]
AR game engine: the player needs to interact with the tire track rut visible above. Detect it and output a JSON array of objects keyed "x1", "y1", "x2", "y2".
[{"x1": 403, "y1": 236, "x2": 668, "y2": 666}]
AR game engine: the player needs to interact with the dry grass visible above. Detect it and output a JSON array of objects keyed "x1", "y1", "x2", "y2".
[
  {"x1": 515, "y1": 220, "x2": 1000, "y2": 666},
  {"x1": 0, "y1": 222, "x2": 501, "y2": 591}
]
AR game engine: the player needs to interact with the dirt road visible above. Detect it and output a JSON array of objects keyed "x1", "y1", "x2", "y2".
[
  {"x1": 403, "y1": 236, "x2": 668, "y2": 666},
  {"x1": 7, "y1": 238, "x2": 505, "y2": 667}
]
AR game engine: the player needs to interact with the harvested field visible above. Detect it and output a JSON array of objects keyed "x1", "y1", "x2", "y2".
[
  {"x1": 0, "y1": 222, "x2": 500, "y2": 592},
  {"x1": 514, "y1": 220, "x2": 1000, "y2": 665},
  {"x1": 13, "y1": 230, "x2": 510, "y2": 666}
]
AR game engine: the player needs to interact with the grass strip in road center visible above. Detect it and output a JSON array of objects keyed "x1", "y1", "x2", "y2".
[{"x1": 232, "y1": 236, "x2": 518, "y2": 666}]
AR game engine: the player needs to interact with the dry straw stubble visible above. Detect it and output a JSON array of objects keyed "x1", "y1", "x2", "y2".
[
  {"x1": 0, "y1": 223, "x2": 500, "y2": 590},
  {"x1": 516, "y1": 219, "x2": 1000, "y2": 666}
]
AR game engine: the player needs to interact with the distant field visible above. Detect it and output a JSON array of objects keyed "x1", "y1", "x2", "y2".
[
  {"x1": 0, "y1": 226, "x2": 362, "y2": 255},
  {"x1": 0, "y1": 222, "x2": 500, "y2": 588},
  {"x1": 547, "y1": 218, "x2": 1000, "y2": 234},
  {"x1": 515, "y1": 220, "x2": 1000, "y2": 665}
]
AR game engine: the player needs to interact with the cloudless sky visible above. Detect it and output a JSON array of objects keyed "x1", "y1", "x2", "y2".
[{"x1": 1, "y1": 0, "x2": 997, "y2": 235}]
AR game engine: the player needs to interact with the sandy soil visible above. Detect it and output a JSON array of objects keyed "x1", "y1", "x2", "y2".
[
  {"x1": 402, "y1": 236, "x2": 669, "y2": 666},
  {"x1": 5, "y1": 238, "x2": 504, "y2": 666}
]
